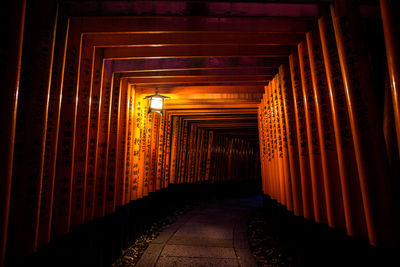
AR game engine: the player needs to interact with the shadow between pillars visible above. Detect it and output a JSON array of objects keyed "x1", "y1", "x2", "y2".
[
  {"x1": 5, "y1": 180, "x2": 261, "y2": 267},
  {"x1": 261, "y1": 195, "x2": 399, "y2": 267}
]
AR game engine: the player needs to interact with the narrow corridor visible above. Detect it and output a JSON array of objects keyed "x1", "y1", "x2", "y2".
[{"x1": 136, "y1": 197, "x2": 260, "y2": 267}]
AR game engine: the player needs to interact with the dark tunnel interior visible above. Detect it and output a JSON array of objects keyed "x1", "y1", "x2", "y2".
[{"x1": 1, "y1": 0, "x2": 400, "y2": 266}]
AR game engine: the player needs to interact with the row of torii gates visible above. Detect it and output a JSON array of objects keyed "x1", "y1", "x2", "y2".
[{"x1": 1, "y1": 0, "x2": 400, "y2": 266}]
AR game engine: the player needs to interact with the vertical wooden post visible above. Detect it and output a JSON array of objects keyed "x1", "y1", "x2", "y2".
[
  {"x1": 85, "y1": 49, "x2": 104, "y2": 221},
  {"x1": 279, "y1": 64, "x2": 303, "y2": 216},
  {"x1": 266, "y1": 84, "x2": 279, "y2": 201},
  {"x1": 39, "y1": 14, "x2": 69, "y2": 244},
  {"x1": 123, "y1": 84, "x2": 133, "y2": 204},
  {"x1": 156, "y1": 112, "x2": 165, "y2": 190},
  {"x1": 169, "y1": 116, "x2": 179, "y2": 184},
  {"x1": 94, "y1": 59, "x2": 112, "y2": 218},
  {"x1": 298, "y1": 40, "x2": 328, "y2": 223},
  {"x1": 127, "y1": 85, "x2": 136, "y2": 201},
  {"x1": 52, "y1": 18, "x2": 82, "y2": 236},
  {"x1": 0, "y1": 1, "x2": 26, "y2": 264},
  {"x1": 105, "y1": 74, "x2": 121, "y2": 213},
  {"x1": 307, "y1": 27, "x2": 346, "y2": 229},
  {"x1": 115, "y1": 78, "x2": 129, "y2": 206},
  {"x1": 205, "y1": 131, "x2": 214, "y2": 182},
  {"x1": 276, "y1": 73, "x2": 293, "y2": 211},
  {"x1": 331, "y1": 0, "x2": 397, "y2": 246},
  {"x1": 258, "y1": 105, "x2": 268, "y2": 195},
  {"x1": 71, "y1": 36, "x2": 94, "y2": 226},
  {"x1": 380, "y1": 0, "x2": 400, "y2": 156},
  {"x1": 289, "y1": 52, "x2": 314, "y2": 220},
  {"x1": 272, "y1": 79, "x2": 287, "y2": 206},
  {"x1": 131, "y1": 91, "x2": 141, "y2": 200},
  {"x1": 263, "y1": 95, "x2": 273, "y2": 198},
  {"x1": 318, "y1": 14, "x2": 366, "y2": 237},
  {"x1": 8, "y1": 0, "x2": 58, "y2": 256}
]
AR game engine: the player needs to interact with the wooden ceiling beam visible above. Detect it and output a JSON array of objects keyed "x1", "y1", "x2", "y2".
[
  {"x1": 119, "y1": 68, "x2": 276, "y2": 77},
  {"x1": 127, "y1": 75, "x2": 270, "y2": 84},
  {"x1": 87, "y1": 32, "x2": 304, "y2": 46},
  {"x1": 135, "y1": 85, "x2": 264, "y2": 94},
  {"x1": 110, "y1": 57, "x2": 281, "y2": 72},
  {"x1": 63, "y1": 2, "x2": 319, "y2": 17},
  {"x1": 102, "y1": 45, "x2": 292, "y2": 59}
]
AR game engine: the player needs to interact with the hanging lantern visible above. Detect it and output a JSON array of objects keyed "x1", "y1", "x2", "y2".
[{"x1": 145, "y1": 88, "x2": 169, "y2": 114}]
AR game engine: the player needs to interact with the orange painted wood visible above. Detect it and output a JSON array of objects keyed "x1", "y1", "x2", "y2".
[
  {"x1": 71, "y1": 37, "x2": 94, "y2": 226},
  {"x1": 150, "y1": 112, "x2": 161, "y2": 192},
  {"x1": 0, "y1": 1, "x2": 26, "y2": 263},
  {"x1": 85, "y1": 49, "x2": 104, "y2": 221},
  {"x1": 156, "y1": 113, "x2": 165, "y2": 190},
  {"x1": 105, "y1": 74, "x2": 122, "y2": 213},
  {"x1": 131, "y1": 95, "x2": 146, "y2": 200},
  {"x1": 94, "y1": 60, "x2": 113, "y2": 218},
  {"x1": 318, "y1": 14, "x2": 366, "y2": 236},
  {"x1": 169, "y1": 116, "x2": 179, "y2": 184},
  {"x1": 279, "y1": 64, "x2": 303, "y2": 216},
  {"x1": 78, "y1": 16, "x2": 311, "y2": 34},
  {"x1": 258, "y1": 107, "x2": 267, "y2": 195},
  {"x1": 129, "y1": 89, "x2": 140, "y2": 201},
  {"x1": 289, "y1": 51, "x2": 314, "y2": 220},
  {"x1": 331, "y1": 1, "x2": 397, "y2": 246},
  {"x1": 86, "y1": 32, "x2": 304, "y2": 47},
  {"x1": 200, "y1": 129, "x2": 209, "y2": 182},
  {"x1": 115, "y1": 78, "x2": 129, "y2": 206},
  {"x1": 266, "y1": 84, "x2": 278, "y2": 201},
  {"x1": 176, "y1": 117, "x2": 184, "y2": 183},
  {"x1": 264, "y1": 96, "x2": 272, "y2": 196},
  {"x1": 306, "y1": 27, "x2": 345, "y2": 229},
  {"x1": 39, "y1": 15, "x2": 69, "y2": 244},
  {"x1": 275, "y1": 75, "x2": 293, "y2": 211},
  {"x1": 186, "y1": 124, "x2": 195, "y2": 184},
  {"x1": 298, "y1": 41, "x2": 327, "y2": 223},
  {"x1": 262, "y1": 96, "x2": 272, "y2": 196},
  {"x1": 52, "y1": 14, "x2": 82, "y2": 238},
  {"x1": 179, "y1": 121, "x2": 189, "y2": 183},
  {"x1": 124, "y1": 85, "x2": 135, "y2": 203},
  {"x1": 8, "y1": 1, "x2": 57, "y2": 256},
  {"x1": 162, "y1": 113, "x2": 172, "y2": 188},
  {"x1": 380, "y1": 0, "x2": 400, "y2": 157},
  {"x1": 205, "y1": 131, "x2": 214, "y2": 182},
  {"x1": 273, "y1": 78, "x2": 288, "y2": 207},
  {"x1": 103, "y1": 45, "x2": 292, "y2": 60},
  {"x1": 143, "y1": 111, "x2": 153, "y2": 195}
]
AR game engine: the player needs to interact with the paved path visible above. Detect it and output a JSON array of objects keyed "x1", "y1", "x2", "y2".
[{"x1": 136, "y1": 196, "x2": 261, "y2": 267}]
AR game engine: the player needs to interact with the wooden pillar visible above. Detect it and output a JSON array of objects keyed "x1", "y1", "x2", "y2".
[
  {"x1": 94, "y1": 59, "x2": 113, "y2": 218},
  {"x1": 289, "y1": 51, "x2": 314, "y2": 220},
  {"x1": 279, "y1": 64, "x2": 303, "y2": 216},
  {"x1": 124, "y1": 85, "x2": 135, "y2": 203},
  {"x1": 84, "y1": 48, "x2": 103, "y2": 221},
  {"x1": 7, "y1": 0, "x2": 58, "y2": 257},
  {"x1": 276, "y1": 74, "x2": 293, "y2": 211},
  {"x1": 52, "y1": 18, "x2": 81, "y2": 236},
  {"x1": 380, "y1": 0, "x2": 400, "y2": 157},
  {"x1": 70, "y1": 36, "x2": 94, "y2": 226},
  {"x1": 318, "y1": 14, "x2": 366, "y2": 236},
  {"x1": 115, "y1": 78, "x2": 129, "y2": 205},
  {"x1": 298, "y1": 40, "x2": 328, "y2": 223},
  {"x1": 38, "y1": 14, "x2": 69, "y2": 244},
  {"x1": 105, "y1": 74, "x2": 122, "y2": 213},
  {"x1": 331, "y1": 0, "x2": 398, "y2": 246},
  {"x1": 0, "y1": 1, "x2": 26, "y2": 265},
  {"x1": 306, "y1": 27, "x2": 345, "y2": 229}
]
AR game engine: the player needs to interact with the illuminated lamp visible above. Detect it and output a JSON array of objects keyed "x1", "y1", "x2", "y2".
[{"x1": 145, "y1": 88, "x2": 169, "y2": 114}]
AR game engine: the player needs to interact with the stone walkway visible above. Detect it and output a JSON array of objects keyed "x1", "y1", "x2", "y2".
[{"x1": 136, "y1": 196, "x2": 261, "y2": 267}]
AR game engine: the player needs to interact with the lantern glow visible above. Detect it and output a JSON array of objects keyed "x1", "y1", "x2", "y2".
[{"x1": 145, "y1": 88, "x2": 169, "y2": 114}]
